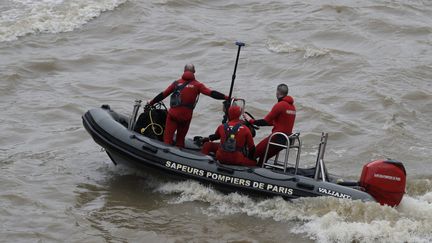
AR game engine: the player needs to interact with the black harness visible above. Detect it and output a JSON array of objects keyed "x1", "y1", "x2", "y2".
[
  {"x1": 221, "y1": 123, "x2": 242, "y2": 152},
  {"x1": 169, "y1": 80, "x2": 196, "y2": 109}
]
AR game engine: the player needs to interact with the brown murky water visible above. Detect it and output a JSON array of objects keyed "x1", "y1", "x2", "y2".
[{"x1": 1, "y1": 0, "x2": 432, "y2": 242}]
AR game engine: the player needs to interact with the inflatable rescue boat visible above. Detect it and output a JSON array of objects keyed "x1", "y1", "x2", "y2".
[{"x1": 82, "y1": 100, "x2": 407, "y2": 206}]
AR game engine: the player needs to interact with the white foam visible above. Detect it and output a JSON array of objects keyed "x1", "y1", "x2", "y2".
[
  {"x1": 294, "y1": 212, "x2": 432, "y2": 243},
  {"x1": 156, "y1": 180, "x2": 432, "y2": 242},
  {"x1": 265, "y1": 39, "x2": 330, "y2": 58},
  {"x1": 420, "y1": 192, "x2": 432, "y2": 203},
  {"x1": 398, "y1": 195, "x2": 432, "y2": 220},
  {"x1": 0, "y1": 0, "x2": 127, "y2": 42}
]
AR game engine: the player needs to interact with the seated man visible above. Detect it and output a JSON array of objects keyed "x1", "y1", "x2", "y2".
[
  {"x1": 246, "y1": 83, "x2": 296, "y2": 165},
  {"x1": 201, "y1": 106, "x2": 256, "y2": 166}
]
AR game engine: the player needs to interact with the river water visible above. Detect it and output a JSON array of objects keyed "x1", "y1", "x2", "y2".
[{"x1": 1, "y1": 0, "x2": 432, "y2": 242}]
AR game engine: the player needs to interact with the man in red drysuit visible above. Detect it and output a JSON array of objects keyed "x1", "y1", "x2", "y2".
[
  {"x1": 246, "y1": 84, "x2": 296, "y2": 165},
  {"x1": 201, "y1": 106, "x2": 256, "y2": 166},
  {"x1": 149, "y1": 64, "x2": 228, "y2": 148}
]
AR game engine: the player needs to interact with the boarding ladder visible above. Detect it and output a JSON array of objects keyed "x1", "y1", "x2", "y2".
[{"x1": 262, "y1": 132, "x2": 301, "y2": 174}]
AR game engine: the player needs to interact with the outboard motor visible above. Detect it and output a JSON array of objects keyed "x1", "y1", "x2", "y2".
[{"x1": 359, "y1": 159, "x2": 406, "y2": 207}]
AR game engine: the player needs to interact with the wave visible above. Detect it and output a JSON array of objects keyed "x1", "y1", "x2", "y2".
[
  {"x1": 265, "y1": 39, "x2": 330, "y2": 58},
  {"x1": 406, "y1": 178, "x2": 432, "y2": 196},
  {"x1": 0, "y1": 0, "x2": 127, "y2": 42},
  {"x1": 156, "y1": 179, "x2": 432, "y2": 242}
]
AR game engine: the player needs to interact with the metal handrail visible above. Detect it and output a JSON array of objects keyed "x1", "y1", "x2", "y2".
[
  {"x1": 314, "y1": 132, "x2": 328, "y2": 181},
  {"x1": 319, "y1": 159, "x2": 327, "y2": 182},
  {"x1": 262, "y1": 132, "x2": 301, "y2": 173},
  {"x1": 128, "y1": 99, "x2": 142, "y2": 131},
  {"x1": 294, "y1": 136, "x2": 302, "y2": 175},
  {"x1": 230, "y1": 98, "x2": 246, "y2": 115}
]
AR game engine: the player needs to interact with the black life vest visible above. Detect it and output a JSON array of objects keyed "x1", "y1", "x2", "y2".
[
  {"x1": 221, "y1": 123, "x2": 242, "y2": 152},
  {"x1": 170, "y1": 80, "x2": 194, "y2": 109}
]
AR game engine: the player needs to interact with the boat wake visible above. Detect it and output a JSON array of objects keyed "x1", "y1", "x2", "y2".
[
  {"x1": 0, "y1": 0, "x2": 126, "y2": 42},
  {"x1": 156, "y1": 178, "x2": 432, "y2": 243}
]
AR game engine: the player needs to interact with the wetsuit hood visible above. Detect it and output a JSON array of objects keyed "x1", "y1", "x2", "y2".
[
  {"x1": 279, "y1": 95, "x2": 294, "y2": 104},
  {"x1": 182, "y1": 71, "x2": 195, "y2": 81},
  {"x1": 228, "y1": 106, "x2": 242, "y2": 121}
]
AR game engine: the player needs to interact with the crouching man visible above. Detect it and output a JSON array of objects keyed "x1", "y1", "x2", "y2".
[{"x1": 201, "y1": 106, "x2": 256, "y2": 166}]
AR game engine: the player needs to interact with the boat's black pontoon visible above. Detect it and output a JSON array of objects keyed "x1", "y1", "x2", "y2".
[{"x1": 82, "y1": 100, "x2": 406, "y2": 206}]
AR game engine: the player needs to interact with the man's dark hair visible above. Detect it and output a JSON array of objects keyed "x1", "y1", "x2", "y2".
[
  {"x1": 277, "y1": 83, "x2": 289, "y2": 96},
  {"x1": 184, "y1": 64, "x2": 195, "y2": 73}
]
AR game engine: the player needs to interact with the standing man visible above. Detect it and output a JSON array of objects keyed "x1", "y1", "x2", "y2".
[
  {"x1": 149, "y1": 64, "x2": 228, "y2": 148},
  {"x1": 246, "y1": 84, "x2": 296, "y2": 165},
  {"x1": 202, "y1": 106, "x2": 256, "y2": 166}
]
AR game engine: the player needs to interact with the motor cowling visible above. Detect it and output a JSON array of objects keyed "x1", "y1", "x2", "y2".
[{"x1": 359, "y1": 159, "x2": 406, "y2": 207}]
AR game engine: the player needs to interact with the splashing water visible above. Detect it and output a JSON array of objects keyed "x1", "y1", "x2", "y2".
[
  {"x1": 0, "y1": 0, "x2": 127, "y2": 42},
  {"x1": 156, "y1": 178, "x2": 432, "y2": 243}
]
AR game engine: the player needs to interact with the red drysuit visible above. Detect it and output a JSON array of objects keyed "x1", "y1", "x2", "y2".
[
  {"x1": 251, "y1": 95, "x2": 296, "y2": 165},
  {"x1": 150, "y1": 71, "x2": 227, "y2": 147},
  {"x1": 202, "y1": 106, "x2": 256, "y2": 166}
]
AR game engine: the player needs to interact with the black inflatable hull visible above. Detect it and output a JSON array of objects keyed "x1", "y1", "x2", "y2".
[{"x1": 82, "y1": 106, "x2": 375, "y2": 202}]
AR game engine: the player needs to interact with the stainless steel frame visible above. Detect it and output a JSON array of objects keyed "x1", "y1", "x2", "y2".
[
  {"x1": 314, "y1": 132, "x2": 328, "y2": 181},
  {"x1": 128, "y1": 99, "x2": 142, "y2": 131},
  {"x1": 262, "y1": 132, "x2": 301, "y2": 173}
]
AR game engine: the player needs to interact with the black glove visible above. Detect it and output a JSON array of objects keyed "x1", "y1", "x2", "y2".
[
  {"x1": 223, "y1": 99, "x2": 231, "y2": 111},
  {"x1": 208, "y1": 134, "x2": 218, "y2": 141},
  {"x1": 193, "y1": 136, "x2": 210, "y2": 146}
]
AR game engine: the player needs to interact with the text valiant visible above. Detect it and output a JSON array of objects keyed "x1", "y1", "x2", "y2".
[{"x1": 318, "y1": 187, "x2": 352, "y2": 199}]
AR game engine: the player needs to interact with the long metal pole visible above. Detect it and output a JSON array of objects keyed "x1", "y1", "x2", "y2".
[{"x1": 228, "y1": 41, "x2": 245, "y2": 102}]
